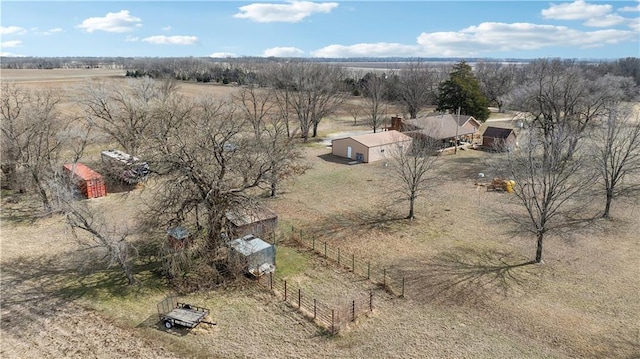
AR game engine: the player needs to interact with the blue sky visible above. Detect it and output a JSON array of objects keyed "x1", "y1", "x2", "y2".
[{"x1": 1, "y1": 1, "x2": 639, "y2": 59}]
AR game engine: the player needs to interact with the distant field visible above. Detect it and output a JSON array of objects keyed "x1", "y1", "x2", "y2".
[{"x1": 1, "y1": 69, "x2": 639, "y2": 359}]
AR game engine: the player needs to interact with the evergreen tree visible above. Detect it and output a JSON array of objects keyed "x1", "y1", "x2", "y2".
[{"x1": 436, "y1": 61, "x2": 490, "y2": 122}]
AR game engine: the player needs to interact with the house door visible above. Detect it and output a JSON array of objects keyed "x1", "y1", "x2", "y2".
[{"x1": 347, "y1": 146, "x2": 352, "y2": 159}]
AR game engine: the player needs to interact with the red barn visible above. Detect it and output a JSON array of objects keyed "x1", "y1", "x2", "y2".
[{"x1": 63, "y1": 163, "x2": 107, "y2": 199}]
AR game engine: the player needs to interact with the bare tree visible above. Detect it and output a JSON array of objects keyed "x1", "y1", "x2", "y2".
[
  {"x1": 474, "y1": 61, "x2": 516, "y2": 113},
  {"x1": 274, "y1": 62, "x2": 347, "y2": 141},
  {"x1": 62, "y1": 189, "x2": 138, "y2": 285},
  {"x1": 0, "y1": 83, "x2": 67, "y2": 211},
  {"x1": 396, "y1": 60, "x2": 438, "y2": 119},
  {"x1": 386, "y1": 135, "x2": 440, "y2": 220},
  {"x1": 79, "y1": 77, "x2": 173, "y2": 156},
  {"x1": 504, "y1": 124, "x2": 595, "y2": 263},
  {"x1": 362, "y1": 73, "x2": 389, "y2": 133},
  {"x1": 592, "y1": 103, "x2": 640, "y2": 218},
  {"x1": 235, "y1": 85, "x2": 274, "y2": 138}
]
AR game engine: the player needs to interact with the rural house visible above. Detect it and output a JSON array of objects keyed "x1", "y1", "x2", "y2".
[
  {"x1": 390, "y1": 114, "x2": 481, "y2": 147},
  {"x1": 482, "y1": 126, "x2": 517, "y2": 151},
  {"x1": 331, "y1": 130, "x2": 413, "y2": 163},
  {"x1": 226, "y1": 206, "x2": 278, "y2": 240}
]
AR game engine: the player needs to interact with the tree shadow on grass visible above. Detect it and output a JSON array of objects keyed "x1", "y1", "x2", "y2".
[
  {"x1": 401, "y1": 248, "x2": 536, "y2": 306},
  {"x1": 302, "y1": 207, "x2": 409, "y2": 240}
]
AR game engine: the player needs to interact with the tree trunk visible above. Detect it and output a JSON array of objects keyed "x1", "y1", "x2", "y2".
[
  {"x1": 407, "y1": 195, "x2": 415, "y2": 220},
  {"x1": 312, "y1": 121, "x2": 319, "y2": 138},
  {"x1": 603, "y1": 188, "x2": 613, "y2": 218},
  {"x1": 535, "y1": 232, "x2": 544, "y2": 263}
]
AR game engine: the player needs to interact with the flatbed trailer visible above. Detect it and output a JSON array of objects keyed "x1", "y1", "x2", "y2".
[{"x1": 157, "y1": 296, "x2": 216, "y2": 330}]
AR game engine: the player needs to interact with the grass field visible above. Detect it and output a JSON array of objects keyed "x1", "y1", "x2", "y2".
[{"x1": 1, "y1": 69, "x2": 639, "y2": 358}]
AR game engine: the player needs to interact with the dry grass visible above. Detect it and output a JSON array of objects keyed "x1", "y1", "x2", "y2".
[{"x1": 1, "y1": 69, "x2": 639, "y2": 358}]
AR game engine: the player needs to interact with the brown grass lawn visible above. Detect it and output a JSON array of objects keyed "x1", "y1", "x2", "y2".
[{"x1": 1, "y1": 69, "x2": 639, "y2": 358}]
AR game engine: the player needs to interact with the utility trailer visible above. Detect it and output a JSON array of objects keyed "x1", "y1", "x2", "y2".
[{"x1": 157, "y1": 296, "x2": 216, "y2": 330}]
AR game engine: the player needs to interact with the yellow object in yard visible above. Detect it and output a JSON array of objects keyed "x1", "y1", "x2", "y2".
[{"x1": 505, "y1": 180, "x2": 515, "y2": 193}]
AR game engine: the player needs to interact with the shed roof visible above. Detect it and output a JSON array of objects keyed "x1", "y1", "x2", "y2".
[
  {"x1": 483, "y1": 126, "x2": 516, "y2": 139},
  {"x1": 403, "y1": 114, "x2": 477, "y2": 140},
  {"x1": 226, "y1": 206, "x2": 278, "y2": 227},
  {"x1": 229, "y1": 236, "x2": 272, "y2": 256},
  {"x1": 335, "y1": 130, "x2": 412, "y2": 148},
  {"x1": 63, "y1": 163, "x2": 103, "y2": 181},
  {"x1": 167, "y1": 226, "x2": 190, "y2": 240}
]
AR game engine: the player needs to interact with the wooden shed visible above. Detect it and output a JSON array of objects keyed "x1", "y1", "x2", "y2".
[
  {"x1": 482, "y1": 127, "x2": 517, "y2": 151},
  {"x1": 226, "y1": 206, "x2": 278, "y2": 240},
  {"x1": 63, "y1": 163, "x2": 107, "y2": 199},
  {"x1": 167, "y1": 226, "x2": 192, "y2": 249},
  {"x1": 331, "y1": 130, "x2": 412, "y2": 163}
]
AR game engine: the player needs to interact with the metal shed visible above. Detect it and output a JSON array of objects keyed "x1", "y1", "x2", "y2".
[{"x1": 228, "y1": 235, "x2": 275, "y2": 277}]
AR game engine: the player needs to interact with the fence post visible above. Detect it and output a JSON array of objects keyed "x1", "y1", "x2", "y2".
[
  {"x1": 312, "y1": 236, "x2": 315, "y2": 251},
  {"x1": 270, "y1": 272, "x2": 273, "y2": 290},
  {"x1": 324, "y1": 242, "x2": 327, "y2": 258},
  {"x1": 369, "y1": 291, "x2": 373, "y2": 311},
  {"x1": 367, "y1": 262, "x2": 370, "y2": 279},
  {"x1": 284, "y1": 280, "x2": 287, "y2": 301},
  {"x1": 313, "y1": 299, "x2": 317, "y2": 319},
  {"x1": 331, "y1": 309, "x2": 335, "y2": 334},
  {"x1": 402, "y1": 277, "x2": 405, "y2": 298},
  {"x1": 352, "y1": 300, "x2": 355, "y2": 322},
  {"x1": 383, "y1": 268, "x2": 386, "y2": 288},
  {"x1": 352, "y1": 254, "x2": 355, "y2": 272},
  {"x1": 298, "y1": 289, "x2": 301, "y2": 308}
]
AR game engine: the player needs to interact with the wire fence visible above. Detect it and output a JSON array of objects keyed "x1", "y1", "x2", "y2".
[
  {"x1": 256, "y1": 272, "x2": 373, "y2": 334},
  {"x1": 286, "y1": 226, "x2": 406, "y2": 298}
]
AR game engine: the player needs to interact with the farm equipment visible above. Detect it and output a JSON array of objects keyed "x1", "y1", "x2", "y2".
[
  {"x1": 475, "y1": 177, "x2": 516, "y2": 193},
  {"x1": 157, "y1": 296, "x2": 216, "y2": 330}
]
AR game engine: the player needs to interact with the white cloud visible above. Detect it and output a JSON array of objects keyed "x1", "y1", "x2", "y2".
[
  {"x1": 141, "y1": 35, "x2": 198, "y2": 45},
  {"x1": 415, "y1": 22, "x2": 638, "y2": 56},
  {"x1": 542, "y1": 0, "x2": 611, "y2": 20},
  {"x1": 1, "y1": 40, "x2": 22, "y2": 48},
  {"x1": 312, "y1": 43, "x2": 418, "y2": 58},
  {"x1": 0, "y1": 26, "x2": 27, "y2": 35},
  {"x1": 162, "y1": 26, "x2": 172, "y2": 31},
  {"x1": 43, "y1": 28, "x2": 63, "y2": 35},
  {"x1": 76, "y1": 10, "x2": 142, "y2": 33},
  {"x1": 234, "y1": 1, "x2": 338, "y2": 23},
  {"x1": 628, "y1": 17, "x2": 640, "y2": 31},
  {"x1": 125, "y1": 36, "x2": 140, "y2": 42},
  {"x1": 209, "y1": 52, "x2": 236, "y2": 58},
  {"x1": 263, "y1": 46, "x2": 305, "y2": 57},
  {"x1": 619, "y1": 1, "x2": 640, "y2": 12},
  {"x1": 312, "y1": 21, "x2": 638, "y2": 58},
  {"x1": 583, "y1": 14, "x2": 626, "y2": 27}
]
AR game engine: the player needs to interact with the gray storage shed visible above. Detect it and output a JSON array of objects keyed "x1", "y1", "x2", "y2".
[{"x1": 228, "y1": 235, "x2": 275, "y2": 277}]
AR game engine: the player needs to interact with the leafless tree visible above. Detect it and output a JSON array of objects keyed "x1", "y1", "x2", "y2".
[
  {"x1": 474, "y1": 61, "x2": 516, "y2": 113},
  {"x1": 79, "y1": 77, "x2": 175, "y2": 156},
  {"x1": 504, "y1": 124, "x2": 595, "y2": 263},
  {"x1": 362, "y1": 73, "x2": 389, "y2": 133},
  {"x1": 591, "y1": 103, "x2": 640, "y2": 218},
  {"x1": 0, "y1": 83, "x2": 67, "y2": 211},
  {"x1": 506, "y1": 59, "x2": 632, "y2": 155},
  {"x1": 235, "y1": 85, "x2": 274, "y2": 138},
  {"x1": 396, "y1": 60, "x2": 438, "y2": 118},
  {"x1": 386, "y1": 135, "x2": 440, "y2": 220},
  {"x1": 261, "y1": 115, "x2": 307, "y2": 197},
  {"x1": 61, "y1": 187, "x2": 138, "y2": 285},
  {"x1": 145, "y1": 97, "x2": 273, "y2": 251},
  {"x1": 272, "y1": 62, "x2": 347, "y2": 141}
]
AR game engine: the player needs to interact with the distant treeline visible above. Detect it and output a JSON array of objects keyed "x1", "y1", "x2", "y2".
[{"x1": 2, "y1": 56, "x2": 638, "y2": 86}]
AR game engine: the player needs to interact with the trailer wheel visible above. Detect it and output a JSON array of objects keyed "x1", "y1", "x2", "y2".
[{"x1": 164, "y1": 320, "x2": 173, "y2": 329}]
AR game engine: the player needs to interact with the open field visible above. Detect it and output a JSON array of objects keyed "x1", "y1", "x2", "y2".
[{"x1": 1, "y1": 69, "x2": 639, "y2": 358}]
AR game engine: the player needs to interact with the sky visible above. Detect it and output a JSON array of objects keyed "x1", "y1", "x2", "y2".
[{"x1": 1, "y1": 0, "x2": 639, "y2": 59}]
